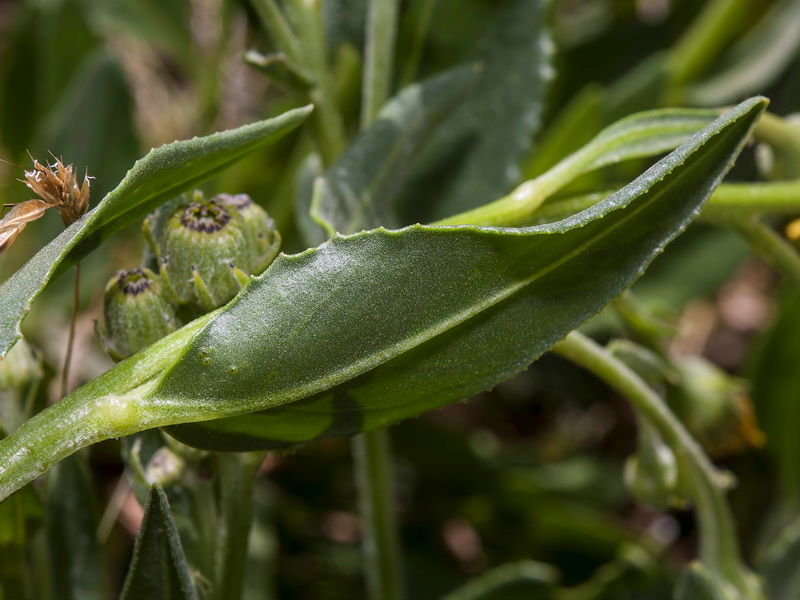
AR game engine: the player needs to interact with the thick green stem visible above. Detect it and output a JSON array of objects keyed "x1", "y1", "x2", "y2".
[
  {"x1": 213, "y1": 452, "x2": 264, "y2": 600},
  {"x1": 361, "y1": 0, "x2": 401, "y2": 128},
  {"x1": 353, "y1": 429, "x2": 404, "y2": 600},
  {"x1": 552, "y1": 332, "x2": 763, "y2": 599}
]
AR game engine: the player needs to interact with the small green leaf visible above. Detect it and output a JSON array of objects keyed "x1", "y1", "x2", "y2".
[
  {"x1": 46, "y1": 453, "x2": 107, "y2": 600},
  {"x1": 674, "y1": 563, "x2": 727, "y2": 600},
  {"x1": 759, "y1": 515, "x2": 800, "y2": 600},
  {"x1": 312, "y1": 63, "x2": 480, "y2": 235},
  {"x1": 121, "y1": 485, "x2": 198, "y2": 600},
  {"x1": 0, "y1": 105, "x2": 312, "y2": 359}
]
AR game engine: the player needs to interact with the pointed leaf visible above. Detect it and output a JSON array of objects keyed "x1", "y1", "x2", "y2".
[
  {"x1": 312, "y1": 63, "x2": 480, "y2": 235},
  {"x1": 121, "y1": 485, "x2": 198, "y2": 600},
  {"x1": 0, "y1": 105, "x2": 312, "y2": 359},
  {"x1": 0, "y1": 98, "x2": 766, "y2": 493}
]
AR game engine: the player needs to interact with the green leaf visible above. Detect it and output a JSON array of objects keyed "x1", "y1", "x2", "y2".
[
  {"x1": 121, "y1": 485, "x2": 198, "y2": 600},
  {"x1": 46, "y1": 453, "x2": 107, "y2": 600},
  {"x1": 759, "y1": 515, "x2": 800, "y2": 600},
  {"x1": 674, "y1": 563, "x2": 727, "y2": 600},
  {"x1": 0, "y1": 105, "x2": 312, "y2": 359},
  {"x1": 435, "y1": 106, "x2": 723, "y2": 228},
  {"x1": 312, "y1": 63, "x2": 480, "y2": 235},
  {"x1": 396, "y1": 0, "x2": 553, "y2": 222},
  {"x1": 0, "y1": 97, "x2": 765, "y2": 493},
  {"x1": 441, "y1": 561, "x2": 558, "y2": 600},
  {"x1": 158, "y1": 98, "x2": 765, "y2": 450}
]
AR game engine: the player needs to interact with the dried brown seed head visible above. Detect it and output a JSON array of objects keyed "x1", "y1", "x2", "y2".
[{"x1": 23, "y1": 158, "x2": 91, "y2": 227}]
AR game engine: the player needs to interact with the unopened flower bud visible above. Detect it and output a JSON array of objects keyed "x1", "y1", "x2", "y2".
[
  {"x1": 624, "y1": 421, "x2": 681, "y2": 510},
  {"x1": 667, "y1": 357, "x2": 765, "y2": 456},
  {"x1": 144, "y1": 447, "x2": 186, "y2": 488},
  {"x1": 98, "y1": 268, "x2": 180, "y2": 360},
  {"x1": 214, "y1": 193, "x2": 281, "y2": 273},
  {"x1": 0, "y1": 338, "x2": 42, "y2": 391}
]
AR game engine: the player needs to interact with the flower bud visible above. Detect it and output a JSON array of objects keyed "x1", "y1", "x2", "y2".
[
  {"x1": 144, "y1": 446, "x2": 186, "y2": 488},
  {"x1": 99, "y1": 268, "x2": 180, "y2": 360},
  {"x1": 624, "y1": 421, "x2": 681, "y2": 510},
  {"x1": 667, "y1": 357, "x2": 765, "y2": 456},
  {"x1": 153, "y1": 192, "x2": 255, "y2": 311},
  {"x1": 0, "y1": 338, "x2": 42, "y2": 391},
  {"x1": 214, "y1": 193, "x2": 281, "y2": 273}
]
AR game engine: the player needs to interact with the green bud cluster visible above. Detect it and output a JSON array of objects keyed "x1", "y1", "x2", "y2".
[{"x1": 98, "y1": 190, "x2": 280, "y2": 360}]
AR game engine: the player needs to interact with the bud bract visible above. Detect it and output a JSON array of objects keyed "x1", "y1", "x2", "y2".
[{"x1": 99, "y1": 268, "x2": 180, "y2": 360}]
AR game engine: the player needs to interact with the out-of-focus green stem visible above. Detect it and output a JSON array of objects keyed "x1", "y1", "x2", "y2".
[
  {"x1": 400, "y1": 0, "x2": 438, "y2": 87},
  {"x1": 213, "y1": 452, "x2": 265, "y2": 600},
  {"x1": 720, "y1": 216, "x2": 800, "y2": 285},
  {"x1": 353, "y1": 430, "x2": 404, "y2": 600},
  {"x1": 361, "y1": 0, "x2": 401, "y2": 127},
  {"x1": 552, "y1": 332, "x2": 764, "y2": 599},
  {"x1": 667, "y1": 0, "x2": 752, "y2": 87},
  {"x1": 250, "y1": 0, "x2": 303, "y2": 65},
  {"x1": 284, "y1": 0, "x2": 346, "y2": 165}
]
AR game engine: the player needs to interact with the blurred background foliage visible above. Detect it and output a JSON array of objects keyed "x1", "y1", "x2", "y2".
[{"x1": 2, "y1": 0, "x2": 800, "y2": 598}]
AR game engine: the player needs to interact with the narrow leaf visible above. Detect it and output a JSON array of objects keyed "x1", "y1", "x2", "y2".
[
  {"x1": 121, "y1": 485, "x2": 198, "y2": 600},
  {"x1": 0, "y1": 105, "x2": 312, "y2": 358},
  {"x1": 312, "y1": 63, "x2": 480, "y2": 235}
]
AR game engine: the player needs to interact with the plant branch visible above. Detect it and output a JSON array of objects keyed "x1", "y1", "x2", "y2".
[
  {"x1": 361, "y1": 0, "x2": 401, "y2": 128},
  {"x1": 719, "y1": 216, "x2": 800, "y2": 285},
  {"x1": 353, "y1": 430, "x2": 404, "y2": 600},
  {"x1": 60, "y1": 263, "x2": 81, "y2": 399},
  {"x1": 552, "y1": 331, "x2": 764, "y2": 599}
]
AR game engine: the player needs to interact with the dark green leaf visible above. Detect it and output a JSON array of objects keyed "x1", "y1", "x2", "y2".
[
  {"x1": 46, "y1": 453, "x2": 106, "y2": 600},
  {"x1": 397, "y1": 0, "x2": 552, "y2": 222},
  {"x1": 157, "y1": 98, "x2": 765, "y2": 450},
  {"x1": 312, "y1": 64, "x2": 480, "y2": 235},
  {"x1": 0, "y1": 105, "x2": 312, "y2": 359},
  {"x1": 121, "y1": 485, "x2": 198, "y2": 600},
  {"x1": 0, "y1": 98, "x2": 766, "y2": 494}
]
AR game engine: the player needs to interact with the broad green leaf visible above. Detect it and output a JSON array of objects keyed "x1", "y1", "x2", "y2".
[
  {"x1": 157, "y1": 98, "x2": 765, "y2": 450},
  {"x1": 396, "y1": 0, "x2": 552, "y2": 223},
  {"x1": 675, "y1": 563, "x2": 727, "y2": 600},
  {"x1": 0, "y1": 98, "x2": 765, "y2": 492},
  {"x1": 312, "y1": 64, "x2": 480, "y2": 235},
  {"x1": 687, "y1": 0, "x2": 800, "y2": 106},
  {"x1": 46, "y1": 453, "x2": 106, "y2": 600},
  {"x1": 0, "y1": 105, "x2": 312, "y2": 359},
  {"x1": 759, "y1": 515, "x2": 800, "y2": 600},
  {"x1": 121, "y1": 485, "x2": 198, "y2": 600}
]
